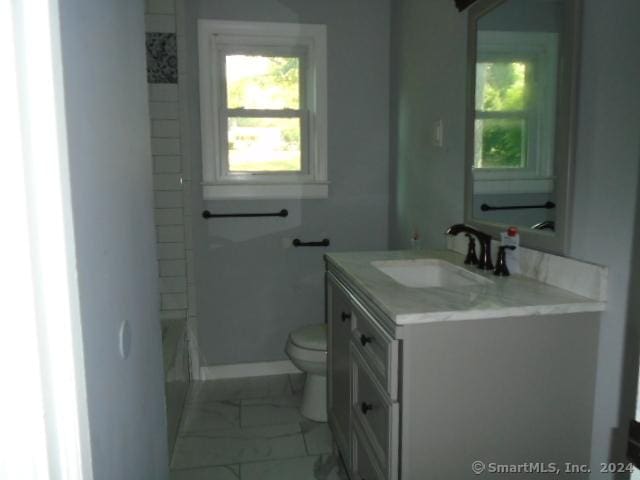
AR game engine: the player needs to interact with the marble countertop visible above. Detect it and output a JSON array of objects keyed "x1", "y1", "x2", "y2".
[{"x1": 325, "y1": 250, "x2": 606, "y2": 325}]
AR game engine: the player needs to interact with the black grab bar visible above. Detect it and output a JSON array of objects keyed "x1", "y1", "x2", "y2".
[
  {"x1": 202, "y1": 209, "x2": 288, "y2": 219},
  {"x1": 481, "y1": 201, "x2": 555, "y2": 212},
  {"x1": 292, "y1": 238, "x2": 330, "y2": 247}
]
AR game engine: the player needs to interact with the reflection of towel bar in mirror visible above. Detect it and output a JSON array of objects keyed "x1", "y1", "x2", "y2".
[
  {"x1": 202, "y1": 209, "x2": 288, "y2": 219},
  {"x1": 480, "y1": 201, "x2": 556, "y2": 212},
  {"x1": 292, "y1": 238, "x2": 330, "y2": 247}
]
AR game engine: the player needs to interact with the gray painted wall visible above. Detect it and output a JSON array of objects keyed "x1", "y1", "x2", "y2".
[
  {"x1": 59, "y1": 0, "x2": 169, "y2": 478},
  {"x1": 389, "y1": 0, "x2": 640, "y2": 475},
  {"x1": 568, "y1": 0, "x2": 640, "y2": 470},
  {"x1": 185, "y1": 0, "x2": 390, "y2": 365},
  {"x1": 389, "y1": 0, "x2": 467, "y2": 248}
]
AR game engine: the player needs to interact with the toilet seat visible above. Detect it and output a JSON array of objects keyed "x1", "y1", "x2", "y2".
[{"x1": 289, "y1": 324, "x2": 327, "y2": 351}]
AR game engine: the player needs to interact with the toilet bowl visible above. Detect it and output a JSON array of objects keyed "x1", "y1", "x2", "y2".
[{"x1": 285, "y1": 323, "x2": 327, "y2": 422}]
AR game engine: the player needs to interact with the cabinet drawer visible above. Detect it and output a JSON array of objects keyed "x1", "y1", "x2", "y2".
[
  {"x1": 351, "y1": 346, "x2": 399, "y2": 479},
  {"x1": 351, "y1": 299, "x2": 399, "y2": 399},
  {"x1": 352, "y1": 418, "x2": 386, "y2": 480}
]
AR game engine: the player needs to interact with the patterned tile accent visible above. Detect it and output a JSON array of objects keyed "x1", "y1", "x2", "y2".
[{"x1": 146, "y1": 32, "x2": 177, "y2": 83}]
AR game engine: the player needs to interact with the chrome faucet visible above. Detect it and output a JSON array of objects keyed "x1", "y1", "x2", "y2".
[{"x1": 445, "y1": 224, "x2": 494, "y2": 271}]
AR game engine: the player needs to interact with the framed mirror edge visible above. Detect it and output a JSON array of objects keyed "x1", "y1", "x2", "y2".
[{"x1": 463, "y1": 0, "x2": 583, "y2": 255}]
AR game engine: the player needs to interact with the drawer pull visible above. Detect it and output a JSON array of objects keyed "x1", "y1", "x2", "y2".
[
  {"x1": 341, "y1": 312, "x2": 352, "y2": 322},
  {"x1": 360, "y1": 334, "x2": 373, "y2": 346},
  {"x1": 361, "y1": 401, "x2": 374, "y2": 415}
]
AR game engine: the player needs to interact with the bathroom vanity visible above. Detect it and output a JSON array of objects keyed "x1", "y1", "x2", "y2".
[{"x1": 325, "y1": 249, "x2": 606, "y2": 479}]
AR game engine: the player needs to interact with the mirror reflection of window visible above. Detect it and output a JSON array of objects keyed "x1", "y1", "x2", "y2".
[
  {"x1": 473, "y1": 31, "x2": 557, "y2": 181},
  {"x1": 475, "y1": 60, "x2": 531, "y2": 169}
]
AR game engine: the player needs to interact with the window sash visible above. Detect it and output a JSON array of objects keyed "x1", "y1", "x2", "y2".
[
  {"x1": 219, "y1": 109, "x2": 310, "y2": 178},
  {"x1": 474, "y1": 117, "x2": 528, "y2": 170},
  {"x1": 219, "y1": 47, "x2": 307, "y2": 112},
  {"x1": 474, "y1": 110, "x2": 536, "y2": 171},
  {"x1": 475, "y1": 60, "x2": 534, "y2": 114},
  {"x1": 218, "y1": 48, "x2": 309, "y2": 178}
]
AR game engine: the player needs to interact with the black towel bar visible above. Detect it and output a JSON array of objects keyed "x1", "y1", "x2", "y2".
[
  {"x1": 292, "y1": 238, "x2": 330, "y2": 247},
  {"x1": 202, "y1": 209, "x2": 288, "y2": 219},
  {"x1": 480, "y1": 201, "x2": 555, "y2": 212}
]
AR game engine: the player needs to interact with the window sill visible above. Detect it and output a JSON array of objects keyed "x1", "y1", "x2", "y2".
[{"x1": 202, "y1": 183, "x2": 329, "y2": 200}]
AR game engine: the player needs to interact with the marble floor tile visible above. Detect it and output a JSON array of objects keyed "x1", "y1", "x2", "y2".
[
  {"x1": 301, "y1": 420, "x2": 333, "y2": 455},
  {"x1": 186, "y1": 375, "x2": 293, "y2": 403},
  {"x1": 180, "y1": 400, "x2": 240, "y2": 433},
  {"x1": 240, "y1": 454, "x2": 348, "y2": 480},
  {"x1": 240, "y1": 394, "x2": 303, "y2": 427},
  {"x1": 170, "y1": 464, "x2": 239, "y2": 480},
  {"x1": 171, "y1": 423, "x2": 306, "y2": 469}
]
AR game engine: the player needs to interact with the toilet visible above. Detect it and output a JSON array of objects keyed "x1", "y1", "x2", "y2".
[{"x1": 285, "y1": 323, "x2": 328, "y2": 422}]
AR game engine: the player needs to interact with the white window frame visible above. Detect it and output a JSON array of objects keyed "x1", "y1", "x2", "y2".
[
  {"x1": 198, "y1": 20, "x2": 328, "y2": 199},
  {"x1": 473, "y1": 31, "x2": 558, "y2": 195}
]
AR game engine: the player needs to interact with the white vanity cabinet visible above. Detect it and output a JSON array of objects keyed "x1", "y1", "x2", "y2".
[
  {"x1": 326, "y1": 259, "x2": 601, "y2": 480},
  {"x1": 328, "y1": 271, "x2": 401, "y2": 480}
]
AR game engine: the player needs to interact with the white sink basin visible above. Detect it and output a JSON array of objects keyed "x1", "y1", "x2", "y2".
[{"x1": 371, "y1": 259, "x2": 493, "y2": 289}]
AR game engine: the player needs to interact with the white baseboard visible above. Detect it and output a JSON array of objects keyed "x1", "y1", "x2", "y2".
[{"x1": 199, "y1": 360, "x2": 301, "y2": 381}]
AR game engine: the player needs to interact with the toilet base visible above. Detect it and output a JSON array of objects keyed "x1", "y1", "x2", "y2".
[{"x1": 300, "y1": 373, "x2": 327, "y2": 422}]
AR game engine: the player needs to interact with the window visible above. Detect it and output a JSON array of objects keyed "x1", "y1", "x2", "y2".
[
  {"x1": 475, "y1": 60, "x2": 530, "y2": 169},
  {"x1": 198, "y1": 20, "x2": 327, "y2": 199},
  {"x1": 473, "y1": 31, "x2": 558, "y2": 195}
]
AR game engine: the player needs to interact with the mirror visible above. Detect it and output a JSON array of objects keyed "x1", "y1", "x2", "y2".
[{"x1": 465, "y1": 0, "x2": 580, "y2": 253}]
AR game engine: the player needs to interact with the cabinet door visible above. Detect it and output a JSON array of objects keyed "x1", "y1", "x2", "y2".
[{"x1": 327, "y1": 273, "x2": 353, "y2": 465}]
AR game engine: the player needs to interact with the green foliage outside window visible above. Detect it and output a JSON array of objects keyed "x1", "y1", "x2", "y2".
[
  {"x1": 477, "y1": 62, "x2": 529, "y2": 111},
  {"x1": 478, "y1": 119, "x2": 525, "y2": 168}
]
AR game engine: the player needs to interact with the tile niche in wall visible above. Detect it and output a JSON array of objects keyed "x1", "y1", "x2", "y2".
[{"x1": 146, "y1": 33, "x2": 178, "y2": 84}]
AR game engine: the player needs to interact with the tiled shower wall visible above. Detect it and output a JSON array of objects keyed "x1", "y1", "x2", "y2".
[{"x1": 145, "y1": 0, "x2": 199, "y2": 378}]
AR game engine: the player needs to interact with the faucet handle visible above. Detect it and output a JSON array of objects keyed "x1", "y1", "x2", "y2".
[
  {"x1": 494, "y1": 245, "x2": 516, "y2": 276},
  {"x1": 464, "y1": 234, "x2": 478, "y2": 265}
]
